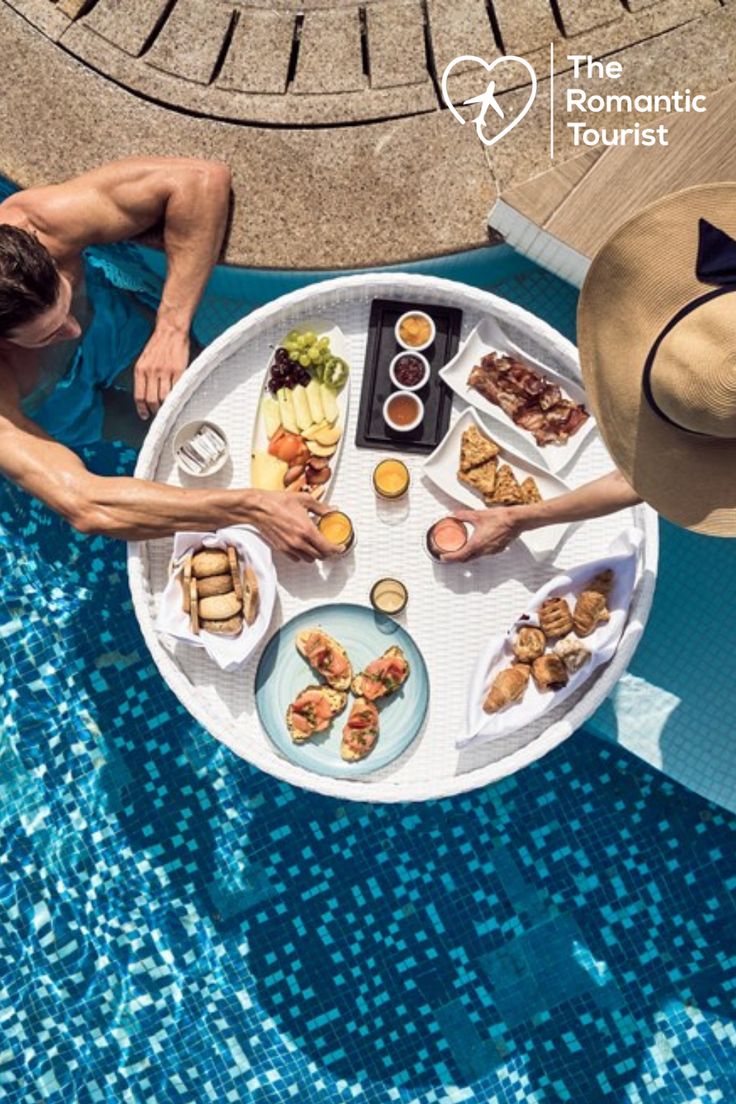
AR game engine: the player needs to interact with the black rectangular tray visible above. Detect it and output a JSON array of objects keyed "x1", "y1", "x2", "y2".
[{"x1": 355, "y1": 298, "x2": 463, "y2": 454}]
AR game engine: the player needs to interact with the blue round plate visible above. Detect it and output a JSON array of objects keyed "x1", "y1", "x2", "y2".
[{"x1": 255, "y1": 603, "x2": 430, "y2": 779}]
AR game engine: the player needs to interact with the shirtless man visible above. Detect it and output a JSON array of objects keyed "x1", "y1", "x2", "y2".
[{"x1": 0, "y1": 156, "x2": 337, "y2": 561}]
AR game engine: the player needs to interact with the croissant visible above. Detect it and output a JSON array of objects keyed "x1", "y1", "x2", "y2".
[
  {"x1": 554, "y1": 633, "x2": 591, "y2": 673},
  {"x1": 512, "y1": 626, "x2": 546, "y2": 663},
  {"x1": 490, "y1": 464, "x2": 524, "y2": 507},
  {"x1": 483, "y1": 664, "x2": 531, "y2": 714},
  {"x1": 531, "y1": 654, "x2": 569, "y2": 692},
  {"x1": 539, "y1": 597, "x2": 574, "y2": 638},
  {"x1": 572, "y1": 590, "x2": 610, "y2": 637}
]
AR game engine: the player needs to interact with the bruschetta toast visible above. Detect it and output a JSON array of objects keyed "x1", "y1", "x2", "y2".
[
  {"x1": 341, "y1": 698, "x2": 380, "y2": 762},
  {"x1": 350, "y1": 645, "x2": 410, "y2": 702},
  {"x1": 296, "y1": 628, "x2": 353, "y2": 691},
  {"x1": 286, "y1": 685, "x2": 347, "y2": 744}
]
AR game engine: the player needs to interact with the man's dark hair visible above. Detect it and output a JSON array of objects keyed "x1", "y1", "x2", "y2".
[{"x1": 0, "y1": 225, "x2": 60, "y2": 338}]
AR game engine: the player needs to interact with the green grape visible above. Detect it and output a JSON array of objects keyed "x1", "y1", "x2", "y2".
[
  {"x1": 284, "y1": 341, "x2": 297, "y2": 353},
  {"x1": 318, "y1": 336, "x2": 330, "y2": 350},
  {"x1": 286, "y1": 330, "x2": 300, "y2": 344},
  {"x1": 308, "y1": 346, "x2": 321, "y2": 362},
  {"x1": 296, "y1": 335, "x2": 307, "y2": 349},
  {"x1": 299, "y1": 354, "x2": 311, "y2": 368},
  {"x1": 303, "y1": 331, "x2": 317, "y2": 346},
  {"x1": 289, "y1": 349, "x2": 300, "y2": 362}
]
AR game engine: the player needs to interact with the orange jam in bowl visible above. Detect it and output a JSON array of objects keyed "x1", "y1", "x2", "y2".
[
  {"x1": 399, "y1": 315, "x2": 432, "y2": 347},
  {"x1": 373, "y1": 459, "x2": 410, "y2": 499},
  {"x1": 318, "y1": 510, "x2": 354, "y2": 552}
]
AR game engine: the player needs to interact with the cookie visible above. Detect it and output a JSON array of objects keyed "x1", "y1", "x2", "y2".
[
  {"x1": 191, "y1": 550, "x2": 230, "y2": 579},
  {"x1": 195, "y1": 573, "x2": 233, "y2": 599},
  {"x1": 198, "y1": 591, "x2": 242, "y2": 621}
]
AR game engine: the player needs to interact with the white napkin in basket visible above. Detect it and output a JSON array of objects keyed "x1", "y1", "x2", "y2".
[{"x1": 155, "y1": 526, "x2": 276, "y2": 671}]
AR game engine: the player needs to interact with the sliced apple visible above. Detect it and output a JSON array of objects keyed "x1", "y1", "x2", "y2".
[
  {"x1": 305, "y1": 378, "x2": 325, "y2": 424},
  {"x1": 306, "y1": 440, "x2": 337, "y2": 458},
  {"x1": 277, "y1": 388, "x2": 298, "y2": 435},
  {"x1": 292, "y1": 385, "x2": 312, "y2": 432},
  {"x1": 262, "y1": 397, "x2": 281, "y2": 439},
  {"x1": 320, "y1": 383, "x2": 338, "y2": 423},
  {"x1": 313, "y1": 425, "x2": 342, "y2": 448},
  {"x1": 302, "y1": 419, "x2": 329, "y2": 441}
]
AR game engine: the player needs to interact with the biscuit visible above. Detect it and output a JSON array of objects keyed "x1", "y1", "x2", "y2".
[
  {"x1": 195, "y1": 573, "x2": 234, "y2": 599},
  {"x1": 199, "y1": 591, "x2": 243, "y2": 621},
  {"x1": 201, "y1": 615, "x2": 243, "y2": 636},
  {"x1": 191, "y1": 550, "x2": 230, "y2": 578},
  {"x1": 243, "y1": 566, "x2": 259, "y2": 626}
]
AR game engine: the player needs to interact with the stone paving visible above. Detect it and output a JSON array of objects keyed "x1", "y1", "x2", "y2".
[{"x1": 0, "y1": 0, "x2": 730, "y2": 265}]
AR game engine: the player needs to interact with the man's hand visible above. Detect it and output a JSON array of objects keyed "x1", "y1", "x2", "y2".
[
  {"x1": 440, "y1": 507, "x2": 524, "y2": 562},
  {"x1": 249, "y1": 490, "x2": 341, "y2": 562},
  {"x1": 134, "y1": 327, "x2": 190, "y2": 419}
]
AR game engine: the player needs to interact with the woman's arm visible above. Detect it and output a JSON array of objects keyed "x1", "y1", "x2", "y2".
[
  {"x1": 441, "y1": 470, "x2": 642, "y2": 562},
  {"x1": 0, "y1": 403, "x2": 337, "y2": 561}
]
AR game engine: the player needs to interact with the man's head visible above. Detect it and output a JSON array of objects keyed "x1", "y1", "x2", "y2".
[{"x1": 0, "y1": 225, "x2": 81, "y2": 347}]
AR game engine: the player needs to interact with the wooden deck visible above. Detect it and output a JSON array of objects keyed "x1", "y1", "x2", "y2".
[{"x1": 491, "y1": 83, "x2": 736, "y2": 286}]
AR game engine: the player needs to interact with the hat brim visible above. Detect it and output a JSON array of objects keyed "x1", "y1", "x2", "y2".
[{"x1": 578, "y1": 182, "x2": 736, "y2": 537}]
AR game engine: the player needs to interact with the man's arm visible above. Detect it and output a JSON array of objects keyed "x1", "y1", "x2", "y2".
[
  {"x1": 0, "y1": 402, "x2": 337, "y2": 561},
  {"x1": 441, "y1": 470, "x2": 642, "y2": 562},
  {"x1": 6, "y1": 156, "x2": 232, "y2": 417}
]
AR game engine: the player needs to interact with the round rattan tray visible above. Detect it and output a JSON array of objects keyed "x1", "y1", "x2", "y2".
[{"x1": 128, "y1": 274, "x2": 658, "y2": 802}]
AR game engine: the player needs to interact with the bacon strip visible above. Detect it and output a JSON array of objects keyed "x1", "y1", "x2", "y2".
[{"x1": 468, "y1": 353, "x2": 588, "y2": 447}]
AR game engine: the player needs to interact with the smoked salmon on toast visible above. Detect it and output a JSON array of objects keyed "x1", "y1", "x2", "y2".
[
  {"x1": 341, "y1": 698, "x2": 380, "y2": 762},
  {"x1": 350, "y1": 645, "x2": 410, "y2": 702},
  {"x1": 295, "y1": 629, "x2": 353, "y2": 691},
  {"x1": 286, "y1": 685, "x2": 347, "y2": 744}
]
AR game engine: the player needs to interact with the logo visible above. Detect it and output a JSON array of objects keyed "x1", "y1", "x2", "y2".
[{"x1": 441, "y1": 55, "x2": 538, "y2": 148}]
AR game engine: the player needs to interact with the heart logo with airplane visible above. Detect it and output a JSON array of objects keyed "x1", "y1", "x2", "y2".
[{"x1": 441, "y1": 55, "x2": 538, "y2": 148}]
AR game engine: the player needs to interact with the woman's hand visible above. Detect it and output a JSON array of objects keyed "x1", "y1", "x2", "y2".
[
  {"x1": 440, "y1": 507, "x2": 524, "y2": 562},
  {"x1": 248, "y1": 490, "x2": 340, "y2": 562}
]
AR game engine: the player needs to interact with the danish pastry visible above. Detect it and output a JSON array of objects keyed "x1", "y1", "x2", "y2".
[
  {"x1": 554, "y1": 633, "x2": 591, "y2": 673},
  {"x1": 512, "y1": 626, "x2": 546, "y2": 663},
  {"x1": 572, "y1": 590, "x2": 610, "y2": 637},
  {"x1": 539, "y1": 596, "x2": 574, "y2": 638},
  {"x1": 483, "y1": 664, "x2": 531, "y2": 714},
  {"x1": 531, "y1": 654, "x2": 568, "y2": 692}
]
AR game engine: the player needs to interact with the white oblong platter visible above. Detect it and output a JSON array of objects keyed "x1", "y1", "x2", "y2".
[
  {"x1": 460, "y1": 529, "x2": 643, "y2": 749},
  {"x1": 249, "y1": 317, "x2": 350, "y2": 503},
  {"x1": 423, "y1": 408, "x2": 571, "y2": 559},
  {"x1": 439, "y1": 314, "x2": 595, "y2": 474}
]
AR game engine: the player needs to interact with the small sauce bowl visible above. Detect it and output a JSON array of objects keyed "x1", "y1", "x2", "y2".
[
  {"x1": 388, "y1": 351, "x2": 430, "y2": 392},
  {"x1": 394, "y1": 310, "x2": 436, "y2": 352},
  {"x1": 383, "y1": 390, "x2": 424, "y2": 433}
]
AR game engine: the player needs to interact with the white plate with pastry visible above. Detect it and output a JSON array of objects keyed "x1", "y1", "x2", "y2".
[
  {"x1": 439, "y1": 315, "x2": 595, "y2": 474},
  {"x1": 249, "y1": 318, "x2": 350, "y2": 502},
  {"x1": 460, "y1": 530, "x2": 643, "y2": 748},
  {"x1": 423, "y1": 408, "x2": 571, "y2": 559}
]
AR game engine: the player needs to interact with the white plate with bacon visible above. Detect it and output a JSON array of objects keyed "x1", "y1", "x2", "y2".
[{"x1": 439, "y1": 316, "x2": 595, "y2": 474}]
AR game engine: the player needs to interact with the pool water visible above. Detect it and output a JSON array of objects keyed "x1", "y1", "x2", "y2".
[{"x1": 1, "y1": 186, "x2": 735, "y2": 1102}]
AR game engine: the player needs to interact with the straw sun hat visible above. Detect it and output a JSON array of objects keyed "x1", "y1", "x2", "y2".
[{"x1": 578, "y1": 182, "x2": 736, "y2": 537}]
